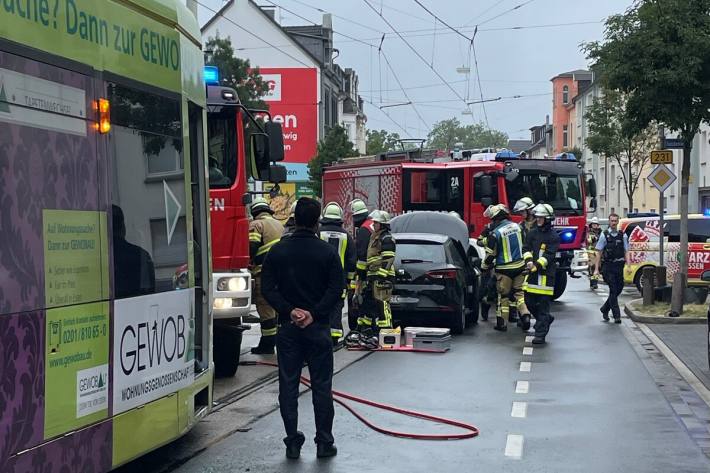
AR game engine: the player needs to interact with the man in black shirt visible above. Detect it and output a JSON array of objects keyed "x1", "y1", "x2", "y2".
[{"x1": 261, "y1": 197, "x2": 345, "y2": 460}]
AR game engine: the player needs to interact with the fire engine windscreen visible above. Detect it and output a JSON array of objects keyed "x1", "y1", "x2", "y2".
[
  {"x1": 505, "y1": 172, "x2": 583, "y2": 216},
  {"x1": 207, "y1": 110, "x2": 237, "y2": 189}
]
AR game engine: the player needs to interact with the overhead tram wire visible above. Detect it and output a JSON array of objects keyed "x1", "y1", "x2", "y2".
[
  {"x1": 362, "y1": 97, "x2": 414, "y2": 138},
  {"x1": 464, "y1": 0, "x2": 509, "y2": 26},
  {"x1": 285, "y1": 0, "x2": 385, "y2": 34},
  {"x1": 470, "y1": 28, "x2": 490, "y2": 129},
  {"x1": 362, "y1": 0, "x2": 473, "y2": 123},
  {"x1": 196, "y1": 0, "x2": 313, "y2": 68},
  {"x1": 476, "y1": 0, "x2": 537, "y2": 26}
]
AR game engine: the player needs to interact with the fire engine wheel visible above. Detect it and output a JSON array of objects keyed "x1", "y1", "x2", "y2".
[
  {"x1": 214, "y1": 324, "x2": 243, "y2": 378},
  {"x1": 552, "y1": 271, "x2": 568, "y2": 301},
  {"x1": 450, "y1": 298, "x2": 466, "y2": 335}
]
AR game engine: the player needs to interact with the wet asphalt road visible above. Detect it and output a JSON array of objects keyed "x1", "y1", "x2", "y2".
[{"x1": 166, "y1": 278, "x2": 710, "y2": 473}]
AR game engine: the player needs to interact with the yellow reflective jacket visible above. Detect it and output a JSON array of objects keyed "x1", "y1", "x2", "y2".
[{"x1": 249, "y1": 213, "x2": 284, "y2": 276}]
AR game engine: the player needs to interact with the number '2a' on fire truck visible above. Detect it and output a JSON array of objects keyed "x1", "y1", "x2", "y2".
[
  {"x1": 322, "y1": 147, "x2": 598, "y2": 300},
  {"x1": 204, "y1": 66, "x2": 287, "y2": 377}
]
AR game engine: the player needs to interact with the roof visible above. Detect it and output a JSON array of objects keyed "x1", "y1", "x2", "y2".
[
  {"x1": 201, "y1": 0, "x2": 321, "y2": 67},
  {"x1": 550, "y1": 69, "x2": 592, "y2": 81},
  {"x1": 391, "y1": 233, "x2": 449, "y2": 244}
]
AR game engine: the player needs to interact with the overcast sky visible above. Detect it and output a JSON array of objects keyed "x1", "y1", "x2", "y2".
[{"x1": 197, "y1": 0, "x2": 630, "y2": 142}]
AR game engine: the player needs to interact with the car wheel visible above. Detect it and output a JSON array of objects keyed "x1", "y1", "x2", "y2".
[
  {"x1": 634, "y1": 266, "x2": 653, "y2": 294},
  {"x1": 465, "y1": 286, "x2": 480, "y2": 326},
  {"x1": 450, "y1": 298, "x2": 466, "y2": 335},
  {"x1": 214, "y1": 324, "x2": 243, "y2": 378}
]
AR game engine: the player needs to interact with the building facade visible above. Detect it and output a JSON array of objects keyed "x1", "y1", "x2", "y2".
[{"x1": 551, "y1": 70, "x2": 592, "y2": 154}]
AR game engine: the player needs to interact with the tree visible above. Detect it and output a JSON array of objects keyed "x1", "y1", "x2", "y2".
[
  {"x1": 585, "y1": 0, "x2": 710, "y2": 312},
  {"x1": 366, "y1": 129, "x2": 401, "y2": 155},
  {"x1": 204, "y1": 37, "x2": 268, "y2": 110},
  {"x1": 585, "y1": 89, "x2": 658, "y2": 213},
  {"x1": 308, "y1": 126, "x2": 359, "y2": 196},
  {"x1": 426, "y1": 118, "x2": 508, "y2": 150}
]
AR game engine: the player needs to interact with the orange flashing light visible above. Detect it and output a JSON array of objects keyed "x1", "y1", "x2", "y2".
[{"x1": 94, "y1": 98, "x2": 111, "y2": 133}]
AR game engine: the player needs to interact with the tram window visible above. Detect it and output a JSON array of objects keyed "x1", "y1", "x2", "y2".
[{"x1": 108, "y1": 82, "x2": 188, "y2": 298}]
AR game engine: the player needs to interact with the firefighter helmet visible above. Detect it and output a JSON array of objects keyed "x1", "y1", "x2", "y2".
[
  {"x1": 350, "y1": 199, "x2": 369, "y2": 217},
  {"x1": 513, "y1": 197, "x2": 535, "y2": 214},
  {"x1": 532, "y1": 203, "x2": 555, "y2": 219},
  {"x1": 369, "y1": 209, "x2": 391, "y2": 224},
  {"x1": 488, "y1": 204, "x2": 510, "y2": 220},
  {"x1": 323, "y1": 202, "x2": 344, "y2": 221},
  {"x1": 589, "y1": 216, "x2": 599, "y2": 226},
  {"x1": 250, "y1": 197, "x2": 273, "y2": 217}
]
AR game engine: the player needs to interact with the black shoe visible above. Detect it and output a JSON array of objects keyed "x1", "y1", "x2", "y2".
[
  {"x1": 316, "y1": 443, "x2": 338, "y2": 458},
  {"x1": 285, "y1": 432, "x2": 305, "y2": 459},
  {"x1": 493, "y1": 320, "x2": 508, "y2": 332},
  {"x1": 532, "y1": 336, "x2": 546, "y2": 345},
  {"x1": 509, "y1": 312, "x2": 519, "y2": 323},
  {"x1": 601, "y1": 308, "x2": 609, "y2": 322},
  {"x1": 251, "y1": 345, "x2": 275, "y2": 355},
  {"x1": 520, "y1": 314, "x2": 531, "y2": 331},
  {"x1": 614, "y1": 317, "x2": 622, "y2": 324}
]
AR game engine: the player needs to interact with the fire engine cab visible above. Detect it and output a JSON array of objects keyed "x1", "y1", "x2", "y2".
[
  {"x1": 205, "y1": 66, "x2": 286, "y2": 376},
  {"x1": 323, "y1": 147, "x2": 597, "y2": 300}
]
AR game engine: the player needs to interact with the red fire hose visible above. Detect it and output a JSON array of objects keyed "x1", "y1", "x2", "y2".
[{"x1": 240, "y1": 361, "x2": 480, "y2": 441}]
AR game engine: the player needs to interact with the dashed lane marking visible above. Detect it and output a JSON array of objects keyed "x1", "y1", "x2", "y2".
[
  {"x1": 511, "y1": 401, "x2": 527, "y2": 418},
  {"x1": 515, "y1": 381, "x2": 529, "y2": 394},
  {"x1": 519, "y1": 361, "x2": 531, "y2": 372},
  {"x1": 525, "y1": 336, "x2": 534, "y2": 343},
  {"x1": 505, "y1": 434, "x2": 524, "y2": 458},
  {"x1": 522, "y1": 347, "x2": 533, "y2": 356}
]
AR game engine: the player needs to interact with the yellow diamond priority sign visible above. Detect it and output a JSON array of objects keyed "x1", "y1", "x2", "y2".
[{"x1": 647, "y1": 164, "x2": 677, "y2": 193}]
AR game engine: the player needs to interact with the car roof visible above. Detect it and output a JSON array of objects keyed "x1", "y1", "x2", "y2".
[{"x1": 392, "y1": 233, "x2": 449, "y2": 244}]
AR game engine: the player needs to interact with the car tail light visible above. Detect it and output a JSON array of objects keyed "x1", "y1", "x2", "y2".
[{"x1": 426, "y1": 269, "x2": 457, "y2": 280}]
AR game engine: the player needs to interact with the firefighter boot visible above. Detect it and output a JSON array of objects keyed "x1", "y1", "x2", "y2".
[
  {"x1": 251, "y1": 335, "x2": 276, "y2": 355},
  {"x1": 509, "y1": 306, "x2": 519, "y2": 324},
  {"x1": 519, "y1": 313, "x2": 531, "y2": 331},
  {"x1": 494, "y1": 316, "x2": 507, "y2": 332},
  {"x1": 532, "y1": 336, "x2": 546, "y2": 345}
]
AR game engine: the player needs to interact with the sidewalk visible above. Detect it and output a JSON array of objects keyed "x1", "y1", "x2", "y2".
[{"x1": 648, "y1": 323, "x2": 710, "y2": 392}]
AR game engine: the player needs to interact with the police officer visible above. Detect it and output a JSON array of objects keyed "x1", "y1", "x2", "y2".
[
  {"x1": 248, "y1": 197, "x2": 284, "y2": 354},
  {"x1": 594, "y1": 213, "x2": 629, "y2": 323},
  {"x1": 349, "y1": 199, "x2": 373, "y2": 330},
  {"x1": 587, "y1": 217, "x2": 602, "y2": 290},
  {"x1": 356, "y1": 210, "x2": 396, "y2": 335},
  {"x1": 523, "y1": 204, "x2": 560, "y2": 345},
  {"x1": 481, "y1": 204, "x2": 531, "y2": 332},
  {"x1": 319, "y1": 202, "x2": 356, "y2": 347}
]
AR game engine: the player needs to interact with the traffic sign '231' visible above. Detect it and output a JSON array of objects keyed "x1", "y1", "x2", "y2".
[
  {"x1": 650, "y1": 150, "x2": 673, "y2": 165},
  {"x1": 647, "y1": 164, "x2": 677, "y2": 193}
]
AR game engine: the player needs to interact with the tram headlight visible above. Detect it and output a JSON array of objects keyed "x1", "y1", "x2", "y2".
[
  {"x1": 217, "y1": 276, "x2": 247, "y2": 292},
  {"x1": 213, "y1": 298, "x2": 233, "y2": 309}
]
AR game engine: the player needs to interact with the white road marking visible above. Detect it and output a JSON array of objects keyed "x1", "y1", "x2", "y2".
[
  {"x1": 511, "y1": 401, "x2": 527, "y2": 418},
  {"x1": 519, "y1": 361, "x2": 531, "y2": 372},
  {"x1": 525, "y1": 336, "x2": 534, "y2": 343},
  {"x1": 515, "y1": 380, "x2": 529, "y2": 394},
  {"x1": 522, "y1": 347, "x2": 533, "y2": 356},
  {"x1": 505, "y1": 434, "x2": 524, "y2": 458}
]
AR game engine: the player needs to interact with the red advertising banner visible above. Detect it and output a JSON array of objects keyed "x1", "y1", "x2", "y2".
[{"x1": 257, "y1": 67, "x2": 318, "y2": 173}]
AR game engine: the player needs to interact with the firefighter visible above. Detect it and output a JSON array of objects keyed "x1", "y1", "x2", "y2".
[
  {"x1": 476, "y1": 205, "x2": 497, "y2": 322},
  {"x1": 248, "y1": 197, "x2": 284, "y2": 354},
  {"x1": 319, "y1": 202, "x2": 357, "y2": 347},
  {"x1": 282, "y1": 201, "x2": 297, "y2": 237},
  {"x1": 587, "y1": 217, "x2": 602, "y2": 290},
  {"x1": 349, "y1": 199, "x2": 373, "y2": 330},
  {"x1": 481, "y1": 204, "x2": 531, "y2": 332},
  {"x1": 513, "y1": 197, "x2": 536, "y2": 241},
  {"x1": 355, "y1": 210, "x2": 396, "y2": 335},
  {"x1": 594, "y1": 213, "x2": 629, "y2": 323},
  {"x1": 523, "y1": 203, "x2": 560, "y2": 345}
]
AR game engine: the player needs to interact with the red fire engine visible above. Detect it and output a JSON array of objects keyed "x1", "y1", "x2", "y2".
[
  {"x1": 323, "y1": 148, "x2": 597, "y2": 300},
  {"x1": 205, "y1": 68, "x2": 286, "y2": 376}
]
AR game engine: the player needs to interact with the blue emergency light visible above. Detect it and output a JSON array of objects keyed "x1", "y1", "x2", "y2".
[
  {"x1": 704, "y1": 208, "x2": 710, "y2": 217},
  {"x1": 559, "y1": 229, "x2": 576, "y2": 243},
  {"x1": 204, "y1": 66, "x2": 220, "y2": 85}
]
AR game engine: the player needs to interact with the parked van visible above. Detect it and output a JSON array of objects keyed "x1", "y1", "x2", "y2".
[{"x1": 619, "y1": 214, "x2": 710, "y2": 290}]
